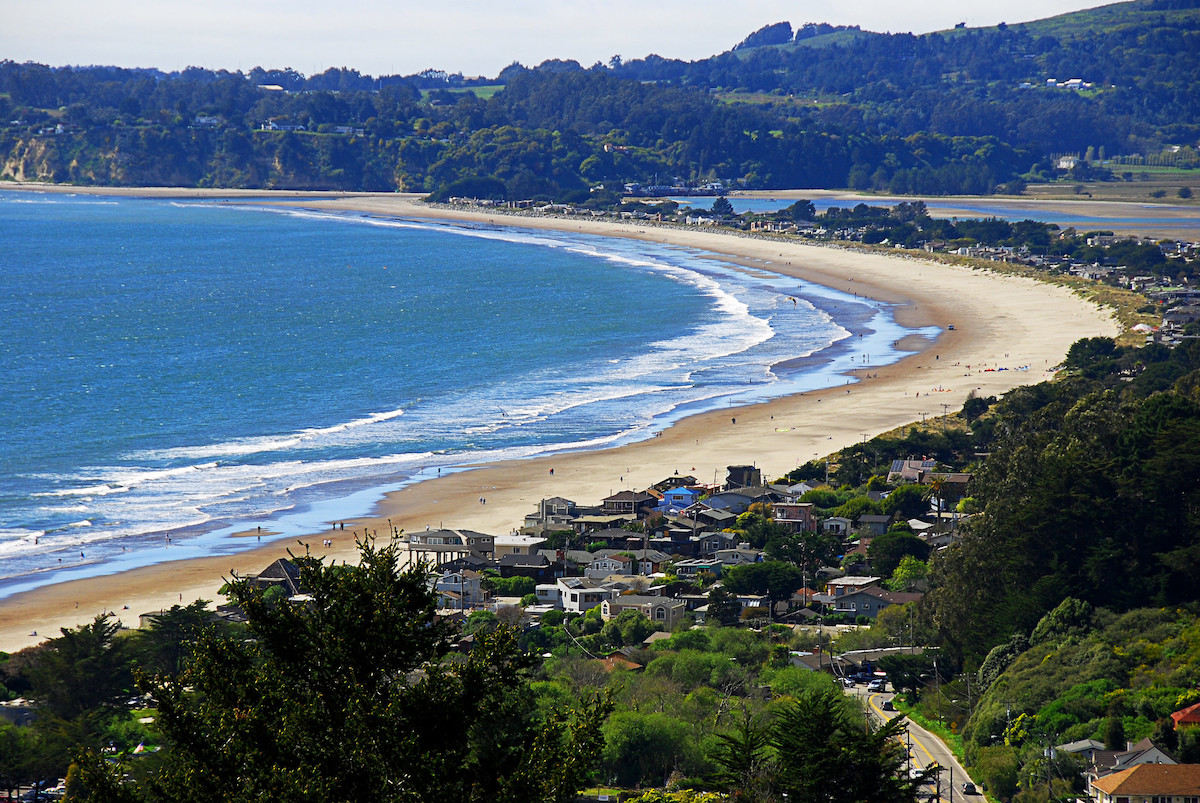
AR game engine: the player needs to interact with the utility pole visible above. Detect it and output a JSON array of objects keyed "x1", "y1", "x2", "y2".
[{"x1": 940, "y1": 403, "x2": 951, "y2": 434}]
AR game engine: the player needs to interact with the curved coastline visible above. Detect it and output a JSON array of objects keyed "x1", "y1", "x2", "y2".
[{"x1": 0, "y1": 189, "x2": 1120, "y2": 653}]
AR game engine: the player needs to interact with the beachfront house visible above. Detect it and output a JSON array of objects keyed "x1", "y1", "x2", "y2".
[
  {"x1": 725, "y1": 465, "x2": 762, "y2": 489},
  {"x1": 653, "y1": 474, "x2": 700, "y2": 492},
  {"x1": 602, "y1": 490, "x2": 660, "y2": 518},
  {"x1": 408, "y1": 528, "x2": 495, "y2": 563},
  {"x1": 523, "y1": 497, "x2": 578, "y2": 533}
]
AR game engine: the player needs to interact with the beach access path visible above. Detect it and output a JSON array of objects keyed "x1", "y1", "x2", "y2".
[{"x1": 0, "y1": 189, "x2": 1120, "y2": 653}]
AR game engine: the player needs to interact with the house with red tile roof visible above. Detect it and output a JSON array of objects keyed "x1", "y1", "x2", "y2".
[{"x1": 1172, "y1": 702, "x2": 1200, "y2": 729}]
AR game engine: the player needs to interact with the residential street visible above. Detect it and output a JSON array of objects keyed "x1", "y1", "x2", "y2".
[{"x1": 851, "y1": 685, "x2": 982, "y2": 803}]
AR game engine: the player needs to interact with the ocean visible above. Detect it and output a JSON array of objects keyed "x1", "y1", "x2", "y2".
[{"x1": 0, "y1": 190, "x2": 935, "y2": 598}]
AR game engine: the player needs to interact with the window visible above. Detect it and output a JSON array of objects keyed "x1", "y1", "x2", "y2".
[{"x1": 655, "y1": 607, "x2": 666, "y2": 620}]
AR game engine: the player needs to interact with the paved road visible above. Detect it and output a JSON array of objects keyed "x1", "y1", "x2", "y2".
[{"x1": 850, "y1": 685, "x2": 981, "y2": 803}]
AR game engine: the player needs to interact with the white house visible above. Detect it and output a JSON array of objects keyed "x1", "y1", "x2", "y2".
[{"x1": 557, "y1": 577, "x2": 618, "y2": 614}]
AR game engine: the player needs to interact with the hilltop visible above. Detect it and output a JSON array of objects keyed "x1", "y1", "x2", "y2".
[{"x1": 1, "y1": 0, "x2": 1197, "y2": 197}]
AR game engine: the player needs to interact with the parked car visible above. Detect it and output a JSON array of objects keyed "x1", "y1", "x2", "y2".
[
  {"x1": 962, "y1": 782, "x2": 978, "y2": 795},
  {"x1": 867, "y1": 678, "x2": 886, "y2": 692},
  {"x1": 882, "y1": 699, "x2": 896, "y2": 711}
]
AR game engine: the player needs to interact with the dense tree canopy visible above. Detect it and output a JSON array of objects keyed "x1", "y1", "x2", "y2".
[
  {"x1": 69, "y1": 539, "x2": 610, "y2": 803},
  {"x1": 926, "y1": 338, "x2": 1200, "y2": 664}
]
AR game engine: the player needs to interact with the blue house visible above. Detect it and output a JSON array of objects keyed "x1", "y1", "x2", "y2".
[{"x1": 659, "y1": 486, "x2": 701, "y2": 513}]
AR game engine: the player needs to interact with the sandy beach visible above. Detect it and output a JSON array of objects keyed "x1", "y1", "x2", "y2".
[{"x1": 0, "y1": 188, "x2": 1121, "y2": 653}]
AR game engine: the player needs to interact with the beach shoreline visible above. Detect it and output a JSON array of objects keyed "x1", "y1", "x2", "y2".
[{"x1": 0, "y1": 187, "x2": 1121, "y2": 654}]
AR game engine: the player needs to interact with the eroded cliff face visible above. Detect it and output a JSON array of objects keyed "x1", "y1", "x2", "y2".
[
  {"x1": 1, "y1": 135, "x2": 122, "y2": 184},
  {"x1": 0, "y1": 130, "x2": 404, "y2": 190}
]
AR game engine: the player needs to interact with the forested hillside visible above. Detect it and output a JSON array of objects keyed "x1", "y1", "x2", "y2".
[
  {"x1": 1, "y1": 0, "x2": 1196, "y2": 195},
  {"x1": 925, "y1": 337, "x2": 1200, "y2": 665}
]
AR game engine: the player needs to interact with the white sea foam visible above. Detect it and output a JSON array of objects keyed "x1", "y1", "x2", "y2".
[{"x1": 2, "y1": 198, "x2": 912, "y2": 601}]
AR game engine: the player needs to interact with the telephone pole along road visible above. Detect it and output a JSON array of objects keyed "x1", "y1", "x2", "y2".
[{"x1": 856, "y1": 686, "x2": 981, "y2": 803}]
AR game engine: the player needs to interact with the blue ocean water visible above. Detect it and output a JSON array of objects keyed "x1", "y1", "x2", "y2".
[{"x1": 0, "y1": 190, "x2": 933, "y2": 597}]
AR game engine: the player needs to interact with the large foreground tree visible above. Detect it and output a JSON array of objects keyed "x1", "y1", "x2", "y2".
[{"x1": 70, "y1": 538, "x2": 609, "y2": 803}]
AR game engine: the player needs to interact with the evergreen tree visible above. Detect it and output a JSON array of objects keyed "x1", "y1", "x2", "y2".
[{"x1": 70, "y1": 538, "x2": 610, "y2": 803}]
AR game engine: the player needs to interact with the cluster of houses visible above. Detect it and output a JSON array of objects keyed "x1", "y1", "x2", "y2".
[
  {"x1": 1055, "y1": 704, "x2": 1200, "y2": 800},
  {"x1": 231, "y1": 463, "x2": 968, "y2": 634},
  {"x1": 404, "y1": 463, "x2": 963, "y2": 627}
]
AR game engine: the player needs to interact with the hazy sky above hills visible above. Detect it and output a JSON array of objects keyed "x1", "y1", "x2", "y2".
[{"x1": 6, "y1": 0, "x2": 1103, "y2": 77}]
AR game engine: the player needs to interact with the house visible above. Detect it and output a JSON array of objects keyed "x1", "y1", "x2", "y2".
[
  {"x1": 1051, "y1": 738, "x2": 1106, "y2": 764},
  {"x1": 700, "y1": 490, "x2": 758, "y2": 514},
  {"x1": 1173, "y1": 702, "x2": 1200, "y2": 729},
  {"x1": 497, "y1": 553, "x2": 559, "y2": 583},
  {"x1": 493, "y1": 534, "x2": 547, "y2": 558},
  {"x1": 586, "y1": 553, "x2": 635, "y2": 579},
  {"x1": 774, "y1": 502, "x2": 817, "y2": 532},
  {"x1": 602, "y1": 490, "x2": 659, "y2": 517},
  {"x1": 579, "y1": 527, "x2": 642, "y2": 550},
  {"x1": 572, "y1": 513, "x2": 635, "y2": 533},
  {"x1": 642, "y1": 631, "x2": 673, "y2": 648},
  {"x1": 658, "y1": 486, "x2": 702, "y2": 514},
  {"x1": 857, "y1": 514, "x2": 892, "y2": 536},
  {"x1": 823, "y1": 516, "x2": 852, "y2": 535},
  {"x1": 715, "y1": 547, "x2": 763, "y2": 566},
  {"x1": 432, "y1": 569, "x2": 484, "y2": 610},
  {"x1": 1088, "y1": 763, "x2": 1200, "y2": 802},
  {"x1": 610, "y1": 548, "x2": 673, "y2": 575},
  {"x1": 246, "y1": 558, "x2": 303, "y2": 597},
  {"x1": 1090, "y1": 738, "x2": 1178, "y2": 780},
  {"x1": 887, "y1": 459, "x2": 936, "y2": 484},
  {"x1": 598, "y1": 655, "x2": 643, "y2": 672},
  {"x1": 917, "y1": 471, "x2": 972, "y2": 508},
  {"x1": 524, "y1": 497, "x2": 578, "y2": 532},
  {"x1": 652, "y1": 474, "x2": 700, "y2": 492},
  {"x1": 408, "y1": 528, "x2": 495, "y2": 562},
  {"x1": 692, "y1": 530, "x2": 740, "y2": 556},
  {"x1": 726, "y1": 465, "x2": 762, "y2": 489},
  {"x1": 814, "y1": 576, "x2": 882, "y2": 605},
  {"x1": 691, "y1": 506, "x2": 739, "y2": 530},
  {"x1": 557, "y1": 577, "x2": 618, "y2": 613},
  {"x1": 437, "y1": 554, "x2": 491, "y2": 574},
  {"x1": 534, "y1": 583, "x2": 561, "y2": 607},
  {"x1": 820, "y1": 587, "x2": 922, "y2": 620},
  {"x1": 673, "y1": 558, "x2": 725, "y2": 579},
  {"x1": 601, "y1": 595, "x2": 686, "y2": 628}
]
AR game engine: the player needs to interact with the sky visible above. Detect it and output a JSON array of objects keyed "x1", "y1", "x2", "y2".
[{"x1": 4, "y1": 0, "x2": 1106, "y2": 79}]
